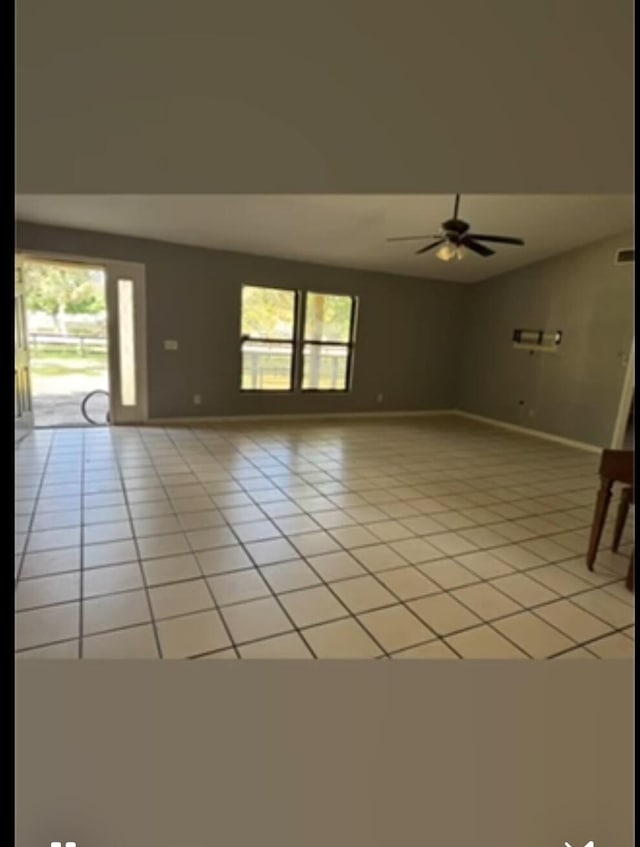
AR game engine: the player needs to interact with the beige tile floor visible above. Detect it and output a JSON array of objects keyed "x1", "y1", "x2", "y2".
[{"x1": 14, "y1": 416, "x2": 635, "y2": 660}]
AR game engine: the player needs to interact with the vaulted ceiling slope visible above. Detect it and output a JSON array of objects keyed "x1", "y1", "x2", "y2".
[{"x1": 15, "y1": 194, "x2": 633, "y2": 283}]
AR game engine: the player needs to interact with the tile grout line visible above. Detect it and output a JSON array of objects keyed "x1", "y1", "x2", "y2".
[
  {"x1": 14, "y1": 421, "x2": 634, "y2": 659},
  {"x1": 168, "y1": 428, "x2": 325, "y2": 658},
  {"x1": 78, "y1": 431, "x2": 86, "y2": 658},
  {"x1": 206, "y1": 425, "x2": 527, "y2": 657},
  {"x1": 115, "y1": 430, "x2": 165, "y2": 659},
  {"x1": 151, "y1": 426, "x2": 386, "y2": 657},
  {"x1": 15, "y1": 433, "x2": 55, "y2": 584},
  {"x1": 188, "y1": 426, "x2": 446, "y2": 657},
  {"x1": 171, "y1": 427, "x2": 606, "y2": 659}
]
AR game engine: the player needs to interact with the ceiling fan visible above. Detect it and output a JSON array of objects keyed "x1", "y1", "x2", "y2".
[{"x1": 386, "y1": 194, "x2": 525, "y2": 261}]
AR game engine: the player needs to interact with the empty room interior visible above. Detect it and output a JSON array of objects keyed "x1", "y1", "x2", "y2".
[{"x1": 14, "y1": 194, "x2": 635, "y2": 660}]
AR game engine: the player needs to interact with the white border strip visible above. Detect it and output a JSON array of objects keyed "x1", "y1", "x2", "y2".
[
  {"x1": 453, "y1": 410, "x2": 601, "y2": 453},
  {"x1": 144, "y1": 407, "x2": 602, "y2": 454},
  {"x1": 147, "y1": 409, "x2": 457, "y2": 425}
]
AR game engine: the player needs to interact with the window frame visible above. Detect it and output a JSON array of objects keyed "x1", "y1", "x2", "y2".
[
  {"x1": 299, "y1": 291, "x2": 358, "y2": 394},
  {"x1": 239, "y1": 284, "x2": 357, "y2": 394},
  {"x1": 239, "y1": 285, "x2": 300, "y2": 393}
]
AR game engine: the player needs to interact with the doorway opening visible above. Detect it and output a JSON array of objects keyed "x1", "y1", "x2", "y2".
[{"x1": 22, "y1": 258, "x2": 111, "y2": 427}]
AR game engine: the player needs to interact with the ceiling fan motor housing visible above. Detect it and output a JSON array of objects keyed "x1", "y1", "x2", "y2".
[
  {"x1": 386, "y1": 195, "x2": 524, "y2": 257},
  {"x1": 442, "y1": 218, "x2": 470, "y2": 240}
]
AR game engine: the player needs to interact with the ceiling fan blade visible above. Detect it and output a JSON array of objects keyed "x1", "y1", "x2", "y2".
[
  {"x1": 468, "y1": 234, "x2": 524, "y2": 246},
  {"x1": 415, "y1": 239, "x2": 445, "y2": 255},
  {"x1": 386, "y1": 234, "x2": 440, "y2": 242},
  {"x1": 461, "y1": 237, "x2": 495, "y2": 257}
]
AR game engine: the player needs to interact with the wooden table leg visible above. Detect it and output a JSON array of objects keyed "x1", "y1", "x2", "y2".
[
  {"x1": 626, "y1": 549, "x2": 634, "y2": 592},
  {"x1": 587, "y1": 479, "x2": 612, "y2": 569},
  {"x1": 612, "y1": 487, "x2": 632, "y2": 552}
]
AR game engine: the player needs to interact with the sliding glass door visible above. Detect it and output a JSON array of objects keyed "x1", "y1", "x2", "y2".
[{"x1": 14, "y1": 260, "x2": 34, "y2": 441}]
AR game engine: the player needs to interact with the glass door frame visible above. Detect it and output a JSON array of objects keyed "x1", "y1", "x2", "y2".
[
  {"x1": 15, "y1": 260, "x2": 34, "y2": 442},
  {"x1": 16, "y1": 251, "x2": 148, "y2": 427}
]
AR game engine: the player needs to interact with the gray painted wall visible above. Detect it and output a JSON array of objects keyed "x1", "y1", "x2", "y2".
[
  {"x1": 16, "y1": 222, "x2": 465, "y2": 419},
  {"x1": 16, "y1": 222, "x2": 633, "y2": 446},
  {"x1": 456, "y1": 231, "x2": 634, "y2": 447}
]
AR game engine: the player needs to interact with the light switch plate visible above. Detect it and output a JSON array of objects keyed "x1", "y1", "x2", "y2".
[{"x1": 164, "y1": 340, "x2": 179, "y2": 351}]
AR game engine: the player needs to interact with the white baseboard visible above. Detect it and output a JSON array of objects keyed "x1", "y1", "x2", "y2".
[
  {"x1": 141, "y1": 408, "x2": 603, "y2": 454},
  {"x1": 452, "y1": 410, "x2": 602, "y2": 454},
  {"x1": 146, "y1": 409, "x2": 457, "y2": 426}
]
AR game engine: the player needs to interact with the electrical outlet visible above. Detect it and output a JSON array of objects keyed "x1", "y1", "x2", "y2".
[
  {"x1": 193, "y1": 395, "x2": 202, "y2": 405},
  {"x1": 377, "y1": 393, "x2": 384, "y2": 403},
  {"x1": 164, "y1": 340, "x2": 179, "y2": 351},
  {"x1": 528, "y1": 409, "x2": 535, "y2": 417}
]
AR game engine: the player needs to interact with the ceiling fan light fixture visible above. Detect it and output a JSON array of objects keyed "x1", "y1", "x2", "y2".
[
  {"x1": 435, "y1": 242, "x2": 458, "y2": 262},
  {"x1": 387, "y1": 194, "x2": 525, "y2": 260}
]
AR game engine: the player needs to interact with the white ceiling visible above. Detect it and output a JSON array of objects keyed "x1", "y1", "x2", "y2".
[{"x1": 15, "y1": 194, "x2": 633, "y2": 283}]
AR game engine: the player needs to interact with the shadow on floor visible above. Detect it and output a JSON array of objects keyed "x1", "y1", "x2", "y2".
[{"x1": 32, "y1": 392, "x2": 98, "y2": 427}]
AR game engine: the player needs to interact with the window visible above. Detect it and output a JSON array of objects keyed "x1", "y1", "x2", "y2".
[
  {"x1": 241, "y1": 286, "x2": 297, "y2": 390},
  {"x1": 117, "y1": 279, "x2": 137, "y2": 406},
  {"x1": 302, "y1": 292, "x2": 355, "y2": 391},
  {"x1": 240, "y1": 287, "x2": 357, "y2": 392}
]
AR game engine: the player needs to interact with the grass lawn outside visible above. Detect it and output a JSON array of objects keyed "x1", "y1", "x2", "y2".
[
  {"x1": 30, "y1": 346, "x2": 107, "y2": 379},
  {"x1": 31, "y1": 347, "x2": 108, "y2": 394}
]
